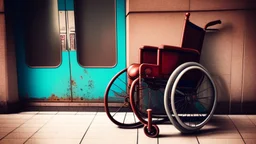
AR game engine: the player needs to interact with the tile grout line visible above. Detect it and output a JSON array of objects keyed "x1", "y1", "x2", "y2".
[
  {"x1": 195, "y1": 135, "x2": 200, "y2": 144},
  {"x1": 245, "y1": 114, "x2": 256, "y2": 143},
  {"x1": 246, "y1": 115, "x2": 256, "y2": 126},
  {"x1": 136, "y1": 128, "x2": 139, "y2": 144},
  {"x1": 157, "y1": 132, "x2": 159, "y2": 144},
  {"x1": 0, "y1": 112, "x2": 39, "y2": 141},
  {"x1": 23, "y1": 112, "x2": 59, "y2": 144},
  {"x1": 79, "y1": 111, "x2": 98, "y2": 144},
  {"x1": 228, "y1": 115, "x2": 246, "y2": 144}
]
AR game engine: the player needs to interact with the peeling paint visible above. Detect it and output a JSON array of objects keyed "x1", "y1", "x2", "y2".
[
  {"x1": 88, "y1": 80, "x2": 94, "y2": 89},
  {"x1": 84, "y1": 69, "x2": 88, "y2": 74},
  {"x1": 71, "y1": 79, "x2": 77, "y2": 86},
  {"x1": 48, "y1": 94, "x2": 59, "y2": 101},
  {"x1": 71, "y1": 96, "x2": 102, "y2": 102},
  {"x1": 72, "y1": 97, "x2": 85, "y2": 101}
]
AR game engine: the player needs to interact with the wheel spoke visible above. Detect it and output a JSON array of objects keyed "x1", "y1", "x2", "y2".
[
  {"x1": 112, "y1": 103, "x2": 126, "y2": 117},
  {"x1": 117, "y1": 77, "x2": 127, "y2": 85},
  {"x1": 123, "y1": 112, "x2": 127, "y2": 124},
  {"x1": 176, "y1": 89, "x2": 185, "y2": 95},
  {"x1": 174, "y1": 98, "x2": 185, "y2": 104},
  {"x1": 113, "y1": 83, "x2": 127, "y2": 94},
  {"x1": 196, "y1": 87, "x2": 212, "y2": 94},
  {"x1": 111, "y1": 90, "x2": 126, "y2": 98},
  {"x1": 197, "y1": 95, "x2": 212, "y2": 99},
  {"x1": 195, "y1": 101, "x2": 208, "y2": 113}
]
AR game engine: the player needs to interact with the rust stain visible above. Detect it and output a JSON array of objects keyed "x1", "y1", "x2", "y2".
[
  {"x1": 71, "y1": 79, "x2": 77, "y2": 86},
  {"x1": 26, "y1": 95, "x2": 72, "y2": 101},
  {"x1": 72, "y1": 97, "x2": 84, "y2": 101},
  {"x1": 48, "y1": 94, "x2": 59, "y2": 101},
  {"x1": 47, "y1": 94, "x2": 73, "y2": 101},
  {"x1": 71, "y1": 97, "x2": 103, "y2": 102},
  {"x1": 84, "y1": 69, "x2": 88, "y2": 74},
  {"x1": 88, "y1": 80, "x2": 94, "y2": 89}
]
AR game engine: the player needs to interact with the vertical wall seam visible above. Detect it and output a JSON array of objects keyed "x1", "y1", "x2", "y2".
[
  {"x1": 2, "y1": 0, "x2": 8, "y2": 102},
  {"x1": 3, "y1": 12, "x2": 8, "y2": 103},
  {"x1": 189, "y1": 0, "x2": 191, "y2": 11},
  {"x1": 241, "y1": 11, "x2": 246, "y2": 113},
  {"x1": 229, "y1": 23, "x2": 233, "y2": 114}
]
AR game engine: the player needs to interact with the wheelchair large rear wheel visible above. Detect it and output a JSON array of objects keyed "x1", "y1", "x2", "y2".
[
  {"x1": 104, "y1": 68, "x2": 142, "y2": 128},
  {"x1": 164, "y1": 62, "x2": 217, "y2": 133}
]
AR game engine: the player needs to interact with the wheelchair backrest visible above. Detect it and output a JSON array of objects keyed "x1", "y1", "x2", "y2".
[{"x1": 181, "y1": 13, "x2": 205, "y2": 54}]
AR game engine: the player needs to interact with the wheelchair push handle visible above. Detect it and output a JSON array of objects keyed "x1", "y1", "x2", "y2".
[{"x1": 204, "y1": 20, "x2": 222, "y2": 30}]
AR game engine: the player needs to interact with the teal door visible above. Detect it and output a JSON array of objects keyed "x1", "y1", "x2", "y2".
[
  {"x1": 9, "y1": 0, "x2": 126, "y2": 102},
  {"x1": 63, "y1": 0, "x2": 126, "y2": 102}
]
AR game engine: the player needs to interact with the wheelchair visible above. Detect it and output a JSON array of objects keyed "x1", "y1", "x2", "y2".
[{"x1": 104, "y1": 12, "x2": 221, "y2": 138}]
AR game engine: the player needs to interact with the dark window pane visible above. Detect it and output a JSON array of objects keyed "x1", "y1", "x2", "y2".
[
  {"x1": 74, "y1": 0, "x2": 116, "y2": 67},
  {"x1": 23, "y1": 0, "x2": 61, "y2": 67}
]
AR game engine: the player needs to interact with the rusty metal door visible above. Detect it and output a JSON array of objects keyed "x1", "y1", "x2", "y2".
[
  {"x1": 10, "y1": 0, "x2": 126, "y2": 103},
  {"x1": 67, "y1": 0, "x2": 127, "y2": 102}
]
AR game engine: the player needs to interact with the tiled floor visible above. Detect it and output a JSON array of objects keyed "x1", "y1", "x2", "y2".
[{"x1": 0, "y1": 111, "x2": 256, "y2": 144}]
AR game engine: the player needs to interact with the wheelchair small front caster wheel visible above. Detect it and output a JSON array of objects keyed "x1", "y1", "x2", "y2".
[{"x1": 143, "y1": 124, "x2": 159, "y2": 138}]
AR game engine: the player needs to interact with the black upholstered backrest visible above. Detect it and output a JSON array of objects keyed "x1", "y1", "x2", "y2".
[{"x1": 181, "y1": 13, "x2": 205, "y2": 54}]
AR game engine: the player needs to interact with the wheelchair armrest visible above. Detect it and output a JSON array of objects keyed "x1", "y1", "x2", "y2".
[
  {"x1": 139, "y1": 45, "x2": 158, "y2": 64},
  {"x1": 160, "y1": 45, "x2": 200, "y2": 55},
  {"x1": 140, "y1": 45, "x2": 158, "y2": 50},
  {"x1": 139, "y1": 63, "x2": 159, "y2": 78}
]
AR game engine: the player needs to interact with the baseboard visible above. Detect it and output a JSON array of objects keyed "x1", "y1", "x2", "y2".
[
  {"x1": 2, "y1": 101, "x2": 255, "y2": 114},
  {"x1": 0, "y1": 101, "x2": 22, "y2": 114}
]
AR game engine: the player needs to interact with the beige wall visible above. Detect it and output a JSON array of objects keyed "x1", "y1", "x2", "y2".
[
  {"x1": 126, "y1": 0, "x2": 256, "y2": 114},
  {"x1": 0, "y1": 0, "x2": 19, "y2": 113}
]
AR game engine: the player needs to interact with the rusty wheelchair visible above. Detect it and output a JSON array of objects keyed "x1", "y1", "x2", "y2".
[{"x1": 104, "y1": 13, "x2": 221, "y2": 138}]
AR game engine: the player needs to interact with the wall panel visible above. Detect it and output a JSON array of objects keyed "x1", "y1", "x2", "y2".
[
  {"x1": 190, "y1": 11, "x2": 245, "y2": 113},
  {"x1": 190, "y1": 0, "x2": 256, "y2": 11},
  {"x1": 127, "y1": 0, "x2": 189, "y2": 13},
  {"x1": 243, "y1": 10, "x2": 256, "y2": 114},
  {"x1": 0, "y1": 0, "x2": 3, "y2": 12}
]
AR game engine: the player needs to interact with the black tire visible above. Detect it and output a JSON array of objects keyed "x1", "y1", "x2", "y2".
[
  {"x1": 143, "y1": 124, "x2": 159, "y2": 138},
  {"x1": 104, "y1": 68, "x2": 142, "y2": 128}
]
